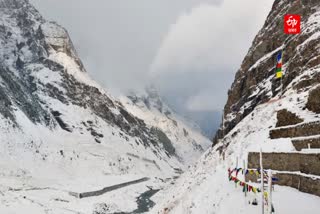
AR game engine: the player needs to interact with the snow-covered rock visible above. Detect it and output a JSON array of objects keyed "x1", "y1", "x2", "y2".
[
  {"x1": 214, "y1": 0, "x2": 320, "y2": 144},
  {"x1": 0, "y1": 0, "x2": 210, "y2": 213},
  {"x1": 153, "y1": 0, "x2": 320, "y2": 213},
  {"x1": 120, "y1": 86, "x2": 211, "y2": 165}
]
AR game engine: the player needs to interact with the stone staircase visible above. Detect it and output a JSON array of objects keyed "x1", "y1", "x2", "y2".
[{"x1": 246, "y1": 121, "x2": 320, "y2": 197}]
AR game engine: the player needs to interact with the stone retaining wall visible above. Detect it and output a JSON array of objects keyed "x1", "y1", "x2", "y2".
[
  {"x1": 246, "y1": 173, "x2": 320, "y2": 197},
  {"x1": 248, "y1": 152, "x2": 320, "y2": 176},
  {"x1": 270, "y1": 121, "x2": 320, "y2": 139},
  {"x1": 292, "y1": 137, "x2": 320, "y2": 151}
]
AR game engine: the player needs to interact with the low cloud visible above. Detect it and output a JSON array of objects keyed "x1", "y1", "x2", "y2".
[
  {"x1": 186, "y1": 92, "x2": 223, "y2": 111},
  {"x1": 151, "y1": 0, "x2": 273, "y2": 113},
  {"x1": 30, "y1": 0, "x2": 222, "y2": 93},
  {"x1": 29, "y1": 0, "x2": 273, "y2": 133},
  {"x1": 151, "y1": 0, "x2": 273, "y2": 75}
]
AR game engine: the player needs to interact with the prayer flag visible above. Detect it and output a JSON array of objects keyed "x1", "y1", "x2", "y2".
[{"x1": 276, "y1": 51, "x2": 283, "y2": 79}]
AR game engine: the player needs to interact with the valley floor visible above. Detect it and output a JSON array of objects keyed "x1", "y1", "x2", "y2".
[
  {"x1": 0, "y1": 170, "x2": 180, "y2": 213},
  {"x1": 1, "y1": 160, "x2": 319, "y2": 214}
]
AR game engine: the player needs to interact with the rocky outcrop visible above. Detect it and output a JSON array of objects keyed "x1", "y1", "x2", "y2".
[
  {"x1": 214, "y1": 0, "x2": 320, "y2": 144},
  {"x1": 38, "y1": 22, "x2": 85, "y2": 71},
  {"x1": 306, "y1": 86, "x2": 320, "y2": 113},
  {"x1": 0, "y1": 66, "x2": 53, "y2": 127},
  {"x1": 150, "y1": 128, "x2": 176, "y2": 156},
  {"x1": 276, "y1": 109, "x2": 303, "y2": 127}
]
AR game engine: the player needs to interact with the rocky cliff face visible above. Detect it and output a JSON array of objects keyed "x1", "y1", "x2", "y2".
[
  {"x1": 214, "y1": 0, "x2": 320, "y2": 144},
  {"x1": 0, "y1": 0, "x2": 179, "y2": 158},
  {"x1": 1, "y1": 1, "x2": 203, "y2": 212},
  {"x1": 120, "y1": 87, "x2": 211, "y2": 165},
  {"x1": 153, "y1": 2, "x2": 320, "y2": 212}
]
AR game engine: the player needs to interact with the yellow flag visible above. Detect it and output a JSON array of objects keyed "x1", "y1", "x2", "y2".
[
  {"x1": 252, "y1": 187, "x2": 257, "y2": 193},
  {"x1": 276, "y1": 72, "x2": 283, "y2": 78}
]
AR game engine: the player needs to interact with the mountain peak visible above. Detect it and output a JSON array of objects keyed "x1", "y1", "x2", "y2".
[{"x1": 0, "y1": 5, "x2": 212, "y2": 213}]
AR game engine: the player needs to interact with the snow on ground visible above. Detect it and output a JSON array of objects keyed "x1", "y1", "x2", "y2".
[
  {"x1": 0, "y1": 100, "x2": 181, "y2": 213},
  {"x1": 0, "y1": 176, "x2": 154, "y2": 214},
  {"x1": 151, "y1": 81, "x2": 320, "y2": 214},
  {"x1": 0, "y1": 4, "x2": 209, "y2": 212}
]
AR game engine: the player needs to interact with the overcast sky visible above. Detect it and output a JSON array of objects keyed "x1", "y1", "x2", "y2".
[{"x1": 29, "y1": 0, "x2": 273, "y2": 136}]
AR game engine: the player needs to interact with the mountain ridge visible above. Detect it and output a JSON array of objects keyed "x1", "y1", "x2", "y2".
[{"x1": 0, "y1": 1, "x2": 211, "y2": 212}]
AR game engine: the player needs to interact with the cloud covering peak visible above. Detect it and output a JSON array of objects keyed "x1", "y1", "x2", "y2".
[
  {"x1": 150, "y1": 0, "x2": 273, "y2": 115},
  {"x1": 151, "y1": 0, "x2": 273, "y2": 76}
]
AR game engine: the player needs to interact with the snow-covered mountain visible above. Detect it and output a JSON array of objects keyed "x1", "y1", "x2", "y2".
[
  {"x1": 153, "y1": 0, "x2": 320, "y2": 213},
  {"x1": 0, "y1": 0, "x2": 210, "y2": 213},
  {"x1": 119, "y1": 87, "x2": 211, "y2": 165}
]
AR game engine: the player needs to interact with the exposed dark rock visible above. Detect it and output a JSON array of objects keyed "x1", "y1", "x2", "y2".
[
  {"x1": 276, "y1": 109, "x2": 303, "y2": 127},
  {"x1": 171, "y1": 119, "x2": 178, "y2": 127},
  {"x1": 51, "y1": 111, "x2": 72, "y2": 132},
  {"x1": 0, "y1": 66, "x2": 53, "y2": 126},
  {"x1": 306, "y1": 86, "x2": 320, "y2": 113},
  {"x1": 183, "y1": 128, "x2": 188, "y2": 137},
  {"x1": 151, "y1": 128, "x2": 175, "y2": 156},
  {"x1": 90, "y1": 130, "x2": 103, "y2": 138},
  {"x1": 191, "y1": 140, "x2": 203, "y2": 152},
  {"x1": 16, "y1": 56, "x2": 24, "y2": 69},
  {"x1": 293, "y1": 73, "x2": 320, "y2": 91}
]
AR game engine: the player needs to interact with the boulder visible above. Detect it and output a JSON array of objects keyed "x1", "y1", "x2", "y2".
[{"x1": 306, "y1": 86, "x2": 320, "y2": 113}]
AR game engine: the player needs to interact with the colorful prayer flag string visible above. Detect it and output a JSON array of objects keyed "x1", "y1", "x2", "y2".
[
  {"x1": 228, "y1": 167, "x2": 279, "y2": 181},
  {"x1": 228, "y1": 173, "x2": 261, "y2": 194}
]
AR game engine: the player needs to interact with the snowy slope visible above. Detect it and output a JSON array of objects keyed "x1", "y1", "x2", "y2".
[
  {"x1": 0, "y1": 1, "x2": 200, "y2": 213},
  {"x1": 153, "y1": 0, "x2": 320, "y2": 213},
  {"x1": 119, "y1": 87, "x2": 211, "y2": 165},
  {"x1": 152, "y1": 80, "x2": 320, "y2": 214}
]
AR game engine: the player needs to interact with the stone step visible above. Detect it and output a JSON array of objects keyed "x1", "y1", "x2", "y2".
[
  {"x1": 246, "y1": 172, "x2": 320, "y2": 197},
  {"x1": 248, "y1": 152, "x2": 320, "y2": 176},
  {"x1": 270, "y1": 121, "x2": 320, "y2": 139},
  {"x1": 292, "y1": 136, "x2": 320, "y2": 151}
]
